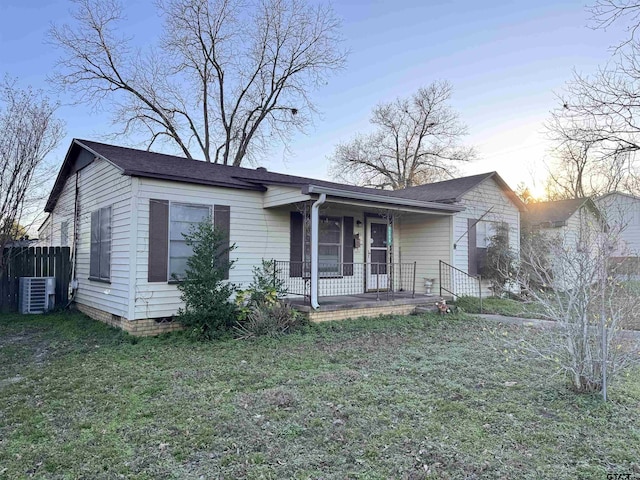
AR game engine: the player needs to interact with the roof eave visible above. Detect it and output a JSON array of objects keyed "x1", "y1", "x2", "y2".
[
  {"x1": 125, "y1": 170, "x2": 266, "y2": 191},
  {"x1": 302, "y1": 184, "x2": 464, "y2": 213}
]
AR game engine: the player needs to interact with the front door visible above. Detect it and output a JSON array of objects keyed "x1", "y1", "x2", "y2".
[{"x1": 367, "y1": 220, "x2": 388, "y2": 290}]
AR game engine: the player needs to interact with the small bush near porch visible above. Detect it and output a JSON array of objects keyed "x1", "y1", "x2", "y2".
[{"x1": 1, "y1": 312, "x2": 639, "y2": 479}]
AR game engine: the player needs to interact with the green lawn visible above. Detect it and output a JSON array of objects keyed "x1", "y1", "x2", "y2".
[{"x1": 1, "y1": 311, "x2": 639, "y2": 479}]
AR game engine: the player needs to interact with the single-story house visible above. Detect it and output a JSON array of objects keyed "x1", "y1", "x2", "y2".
[
  {"x1": 523, "y1": 197, "x2": 604, "y2": 239},
  {"x1": 595, "y1": 192, "x2": 640, "y2": 273},
  {"x1": 522, "y1": 197, "x2": 607, "y2": 290},
  {"x1": 39, "y1": 139, "x2": 525, "y2": 335}
]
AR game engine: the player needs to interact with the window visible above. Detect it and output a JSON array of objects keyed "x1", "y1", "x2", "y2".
[
  {"x1": 60, "y1": 221, "x2": 69, "y2": 247},
  {"x1": 304, "y1": 216, "x2": 342, "y2": 276},
  {"x1": 169, "y1": 203, "x2": 211, "y2": 279},
  {"x1": 90, "y1": 206, "x2": 111, "y2": 281},
  {"x1": 476, "y1": 221, "x2": 496, "y2": 248}
]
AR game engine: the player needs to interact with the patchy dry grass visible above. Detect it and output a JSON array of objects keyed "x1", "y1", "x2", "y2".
[
  {"x1": 1, "y1": 310, "x2": 640, "y2": 479},
  {"x1": 453, "y1": 295, "x2": 548, "y2": 319}
]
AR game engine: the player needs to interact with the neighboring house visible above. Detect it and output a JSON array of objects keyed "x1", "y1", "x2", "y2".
[
  {"x1": 39, "y1": 139, "x2": 525, "y2": 334},
  {"x1": 523, "y1": 198, "x2": 606, "y2": 290},
  {"x1": 523, "y1": 197, "x2": 603, "y2": 237},
  {"x1": 595, "y1": 192, "x2": 640, "y2": 258}
]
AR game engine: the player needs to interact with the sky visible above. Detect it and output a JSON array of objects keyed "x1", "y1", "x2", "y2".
[{"x1": 0, "y1": 0, "x2": 630, "y2": 199}]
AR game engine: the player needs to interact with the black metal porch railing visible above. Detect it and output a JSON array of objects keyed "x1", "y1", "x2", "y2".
[
  {"x1": 439, "y1": 260, "x2": 482, "y2": 312},
  {"x1": 273, "y1": 261, "x2": 417, "y2": 304}
]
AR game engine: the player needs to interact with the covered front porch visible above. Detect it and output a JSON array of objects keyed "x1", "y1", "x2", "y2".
[{"x1": 264, "y1": 182, "x2": 463, "y2": 313}]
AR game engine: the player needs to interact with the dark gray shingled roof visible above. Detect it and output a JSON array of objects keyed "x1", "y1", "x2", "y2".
[
  {"x1": 45, "y1": 139, "x2": 524, "y2": 212},
  {"x1": 524, "y1": 198, "x2": 598, "y2": 227}
]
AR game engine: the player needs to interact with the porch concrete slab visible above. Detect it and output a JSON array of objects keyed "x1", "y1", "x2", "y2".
[{"x1": 289, "y1": 293, "x2": 442, "y2": 313}]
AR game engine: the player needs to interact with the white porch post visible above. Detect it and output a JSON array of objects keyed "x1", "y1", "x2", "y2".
[{"x1": 310, "y1": 193, "x2": 327, "y2": 309}]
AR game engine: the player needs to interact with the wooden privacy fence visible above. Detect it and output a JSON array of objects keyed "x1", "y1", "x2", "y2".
[{"x1": 0, "y1": 247, "x2": 72, "y2": 312}]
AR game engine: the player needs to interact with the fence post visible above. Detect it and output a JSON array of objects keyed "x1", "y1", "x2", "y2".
[
  {"x1": 376, "y1": 264, "x2": 380, "y2": 301},
  {"x1": 272, "y1": 260, "x2": 277, "y2": 289},
  {"x1": 412, "y1": 262, "x2": 416, "y2": 298},
  {"x1": 478, "y1": 275, "x2": 483, "y2": 314}
]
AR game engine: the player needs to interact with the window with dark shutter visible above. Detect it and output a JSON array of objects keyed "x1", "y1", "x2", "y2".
[
  {"x1": 89, "y1": 206, "x2": 111, "y2": 281},
  {"x1": 168, "y1": 203, "x2": 211, "y2": 280}
]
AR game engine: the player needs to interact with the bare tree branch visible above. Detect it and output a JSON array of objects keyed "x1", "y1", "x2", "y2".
[
  {"x1": 329, "y1": 81, "x2": 475, "y2": 190},
  {"x1": 49, "y1": 0, "x2": 346, "y2": 165},
  {"x1": 0, "y1": 78, "x2": 64, "y2": 268}
]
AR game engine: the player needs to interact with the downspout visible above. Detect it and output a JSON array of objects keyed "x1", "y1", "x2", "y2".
[
  {"x1": 310, "y1": 193, "x2": 327, "y2": 309},
  {"x1": 66, "y1": 172, "x2": 80, "y2": 307}
]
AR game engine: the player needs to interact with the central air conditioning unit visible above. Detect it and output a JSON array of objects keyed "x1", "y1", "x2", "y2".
[{"x1": 19, "y1": 277, "x2": 56, "y2": 314}]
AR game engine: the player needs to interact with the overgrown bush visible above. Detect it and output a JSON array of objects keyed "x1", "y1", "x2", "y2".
[
  {"x1": 481, "y1": 222, "x2": 518, "y2": 295},
  {"x1": 235, "y1": 301, "x2": 308, "y2": 339},
  {"x1": 236, "y1": 259, "x2": 287, "y2": 321},
  {"x1": 175, "y1": 221, "x2": 237, "y2": 340},
  {"x1": 234, "y1": 260, "x2": 305, "y2": 338}
]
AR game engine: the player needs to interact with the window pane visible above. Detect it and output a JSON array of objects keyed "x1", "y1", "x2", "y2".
[
  {"x1": 169, "y1": 256, "x2": 189, "y2": 279},
  {"x1": 99, "y1": 240, "x2": 111, "y2": 279},
  {"x1": 319, "y1": 245, "x2": 340, "y2": 263},
  {"x1": 170, "y1": 220, "x2": 196, "y2": 240},
  {"x1": 171, "y1": 204, "x2": 210, "y2": 223},
  {"x1": 170, "y1": 240, "x2": 193, "y2": 258},
  {"x1": 169, "y1": 240, "x2": 193, "y2": 278},
  {"x1": 319, "y1": 217, "x2": 341, "y2": 244},
  {"x1": 370, "y1": 223, "x2": 387, "y2": 247},
  {"x1": 168, "y1": 204, "x2": 210, "y2": 278},
  {"x1": 61, "y1": 221, "x2": 68, "y2": 247},
  {"x1": 100, "y1": 207, "x2": 111, "y2": 240}
]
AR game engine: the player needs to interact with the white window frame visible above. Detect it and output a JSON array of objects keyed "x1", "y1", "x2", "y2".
[
  {"x1": 304, "y1": 215, "x2": 343, "y2": 277},
  {"x1": 168, "y1": 202, "x2": 212, "y2": 280},
  {"x1": 90, "y1": 206, "x2": 112, "y2": 281}
]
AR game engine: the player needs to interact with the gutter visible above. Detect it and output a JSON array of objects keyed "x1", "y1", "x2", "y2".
[{"x1": 302, "y1": 184, "x2": 464, "y2": 213}]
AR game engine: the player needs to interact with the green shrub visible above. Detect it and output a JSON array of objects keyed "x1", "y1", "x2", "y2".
[
  {"x1": 175, "y1": 221, "x2": 237, "y2": 340},
  {"x1": 481, "y1": 222, "x2": 518, "y2": 295},
  {"x1": 235, "y1": 301, "x2": 308, "y2": 339},
  {"x1": 236, "y1": 259, "x2": 287, "y2": 321}
]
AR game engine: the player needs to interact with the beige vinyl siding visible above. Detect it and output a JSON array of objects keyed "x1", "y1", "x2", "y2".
[
  {"x1": 134, "y1": 178, "x2": 291, "y2": 319},
  {"x1": 452, "y1": 178, "x2": 520, "y2": 296},
  {"x1": 47, "y1": 157, "x2": 132, "y2": 317},
  {"x1": 398, "y1": 214, "x2": 452, "y2": 295},
  {"x1": 263, "y1": 185, "x2": 311, "y2": 208}
]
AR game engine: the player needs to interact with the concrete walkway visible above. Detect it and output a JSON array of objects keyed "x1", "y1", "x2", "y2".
[{"x1": 474, "y1": 314, "x2": 640, "y2": 341}]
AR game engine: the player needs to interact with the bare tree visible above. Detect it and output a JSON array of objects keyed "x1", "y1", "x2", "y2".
[
  {"x1": 542, "y1": 111, "x2": 636, "y2": 199},
  {"x1": 329, "y1": 81, "x2": 475, "y2": 190},
  {"x1": 50, "y1": 0, "x2": 346, "y2": 165},
  {"x1": 0, "y1": 79, "x2": 64, "y2": 267},
  {"x1": 516, "y1": 210, "x2": 640, "y2": 399},
  {"x1": 542, "y1": 1, "x2": 640, "y2": 198}
]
